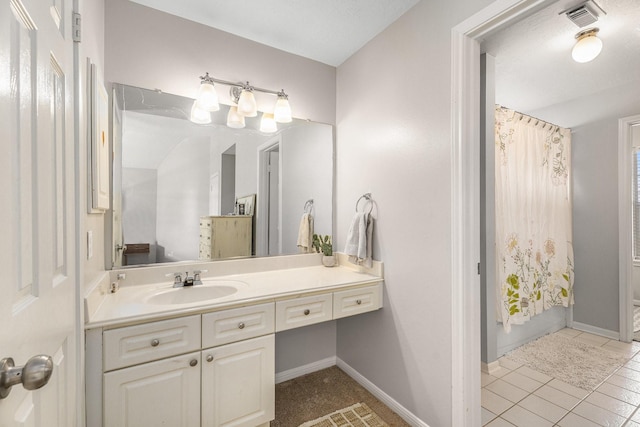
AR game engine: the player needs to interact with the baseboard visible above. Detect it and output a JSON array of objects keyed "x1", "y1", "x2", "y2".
[
  {"x1": 481, "y1": 360, "x2": 501, "y2": 375},
  {"x1": 572, "y1": 321, "x2": 620, "y2": 340},
  {"x1": 337, "y1": 358, "x2": 430, "y2": 427},
  {"x1": 275, "y1": 356, "x2": 337, "y2": 384}
]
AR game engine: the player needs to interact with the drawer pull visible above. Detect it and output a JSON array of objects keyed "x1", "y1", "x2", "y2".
[
  {"x1": 356, "y1": 299, "x2": 362, "y2": 305},
  {"x1": 238, "y1": 322, "x2": 245, "y2": 330},
  {"x1": 304, "y1": 309, "x2": 310, "y2": 316},
  {"x1": 150, "y1": 339, "x2": 160, "y2": 347},
  {"x1": 189, "y1": 359, "x2": 198, "y2": 367},
  {"x1": 206, "y1": 355, "x2": 214, "y2": 363}
]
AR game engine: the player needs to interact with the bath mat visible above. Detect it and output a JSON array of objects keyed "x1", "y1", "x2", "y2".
[
  {"x1": 503, "y1": 333, "x2": 629, "y2": 391},
  {"x1": 298, "y1": 402, "x2": 389, "y2": 427}
]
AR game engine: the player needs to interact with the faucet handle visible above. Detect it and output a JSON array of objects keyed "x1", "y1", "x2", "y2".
[
  {"x1": 193, "y1": 270, "x2": 208, "y2": 285},
  {"x1": 165, "y1": 272, "x2": 183, "y2": 287}
]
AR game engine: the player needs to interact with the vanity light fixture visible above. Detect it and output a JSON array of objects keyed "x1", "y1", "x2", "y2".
[
  {"x1": 192, "y1": 72, "x2": 293, "y2": 129},
  {"x1": 237, "y1": 83, "x2": 258, "y2": 117},
  {"x1": 572, "y1": 28, "x2": 603, "y2": 63},
  {"x1": 274, "y1": 91, "x2": 292, "y2": 123},
  {"x1": 195, "y1": 72, "x2": 220, "y2": 111},
  {"x1": 227, "y1": 106, "x2": 246, "y2": 129},
  {"x1": 190, "y1": 100, "x2": 212, "y2": 124},
  {"x1": 259, "y1": 112, "x2": 277, "y2": 133}
]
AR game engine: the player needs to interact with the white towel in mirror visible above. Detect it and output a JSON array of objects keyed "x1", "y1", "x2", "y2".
[{"x1": 297, "y1": 213, "x2": 314, "y2": 253}]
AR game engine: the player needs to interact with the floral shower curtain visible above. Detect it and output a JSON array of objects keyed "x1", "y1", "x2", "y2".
[{"x1": 495, "y1": 106, "x2": 574, "y2": 333}]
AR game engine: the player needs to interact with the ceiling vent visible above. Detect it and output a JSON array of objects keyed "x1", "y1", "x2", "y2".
[{"x1": 561, "y1": 1, "x2": 606, "y2": 28}]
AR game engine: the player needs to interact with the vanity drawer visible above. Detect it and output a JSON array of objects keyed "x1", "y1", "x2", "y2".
[
  {"x1": 333, "y1": 284, "x2": 382, "y2": 319},
  {"x1": 103, "y1": 315, "x2": 201, "y2": 371},
  {"x1": 276, "y1": 294, "x2": 333, "y2": 332},
  {"x1": 202, "y1": 302, "x2": 274, "y2": 348}
]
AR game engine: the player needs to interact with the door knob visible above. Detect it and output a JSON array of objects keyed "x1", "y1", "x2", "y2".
[{"x1": 0, "y1": 355, "x2": 53, "y2": 399}]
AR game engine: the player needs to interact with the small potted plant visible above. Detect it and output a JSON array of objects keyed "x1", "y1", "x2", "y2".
[{"x1": 312, "y1": 234, "x2": 335, "y2": 267}]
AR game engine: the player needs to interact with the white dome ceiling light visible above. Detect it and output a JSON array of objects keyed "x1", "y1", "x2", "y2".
[{"x1": 572, "y1": 28, "x2": 603, "y2": 63}]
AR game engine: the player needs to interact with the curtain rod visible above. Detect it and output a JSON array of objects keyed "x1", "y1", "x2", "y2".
[{"x1": 496, "y1": 105, "x2": 565, "y2": 132}]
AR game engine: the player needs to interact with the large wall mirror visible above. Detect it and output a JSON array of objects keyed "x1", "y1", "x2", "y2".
[{"x1": 110, "y1": 84, "x2": 333, "y2": 268}]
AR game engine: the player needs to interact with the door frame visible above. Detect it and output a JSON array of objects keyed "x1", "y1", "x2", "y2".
[
  {"x1": 256, "y1": 136, "x2": 282, "y2": 257},
  {"x1": 618, "y1": 114, "x2": 640, "y2": 343},
  {"x1": 451, "y1": 0, "x2": 556, "y2": 424}
]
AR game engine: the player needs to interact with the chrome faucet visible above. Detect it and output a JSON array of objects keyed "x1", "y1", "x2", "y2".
[{"x1": 167, "y1": 270, "x2": 208, "y2": 287}]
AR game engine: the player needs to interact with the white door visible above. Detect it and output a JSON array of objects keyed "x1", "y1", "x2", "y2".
[
  {"x1": 201, "y1": 335, "x2": 275, "y2": 427},
  {"x1": 103, "y1": 352, "x2": 201, "y2": 427},
  {"x1": 0, "y1": 0, "x2": 77, "y2": 425}
]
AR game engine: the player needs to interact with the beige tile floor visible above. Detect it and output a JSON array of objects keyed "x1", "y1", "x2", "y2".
[{"x1": 482, "y1": 328, "x2": 640, "y2": 427}]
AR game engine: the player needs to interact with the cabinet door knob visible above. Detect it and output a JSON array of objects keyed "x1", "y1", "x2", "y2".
[
  {"x1": 356, "y1": 299, "x2": 362, "y2": 305},
  {"x1": 151, "y1": 339, "x2": 160, "y2": 347},
  {"x1": 304, "y1": 309, "x2": 310, "y2": 316},
  {"x1": 206, "y1": 355, "x2": 214, "y2": 363},
  {"x1": 238, "y1": 322, "x2": 245, "y2": 329},
  {"x1": 189, "y1": 359, "x2": 198, "y2": 367}
]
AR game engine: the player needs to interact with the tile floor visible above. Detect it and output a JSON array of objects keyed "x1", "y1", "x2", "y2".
[{"x1": 482, "y1": 328, "x2": 640, "y2": 427}]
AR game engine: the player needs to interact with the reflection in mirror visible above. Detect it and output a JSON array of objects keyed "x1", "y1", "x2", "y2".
[{"x1": 111, "y1": 84, "x2": 333, "y2": 268}]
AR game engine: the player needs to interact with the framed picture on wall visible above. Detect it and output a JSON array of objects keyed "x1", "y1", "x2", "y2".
[{"x1": 88, "y1": 59, "x2": 110, "y2": 212}]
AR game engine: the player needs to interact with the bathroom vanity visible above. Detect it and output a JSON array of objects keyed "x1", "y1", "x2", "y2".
[{"x1": 85, "y1": 254, "x2": 383, "y2": 427}]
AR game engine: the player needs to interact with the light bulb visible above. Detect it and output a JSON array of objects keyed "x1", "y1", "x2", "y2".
[
  {"x1": 572, "y1": 29, "x2": 602, "y2": 63},
  {"x1": 260, "y1": 112, "x2": 277, "y2": 133},
  {"x1": 196, "y1": 77, "x2": 219, "y2": 111},
  {"x1": 190, "y1": 100, "x2": 211, "y2": 124},
  {"x1": 227, "y1": 106, "x2": 245, "y2": 129},
  {"x1": 237, "y1": 89, "x2": 257, "y2": 117},
  {"x1": 274, "y1": 94, "x2": 292, "y2": 123}
]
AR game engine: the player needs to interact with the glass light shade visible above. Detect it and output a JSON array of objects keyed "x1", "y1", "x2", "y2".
[
  {"x1": 237, "y1": 90, "x2": 257, "y2": 117},
  {"x1": 190, "y1": 100, "x2": 211, "y2": 124},
  {"x1": 226, "y1": 106, "x2": 245, "y2": 129},
  {"x1": 260, "y1": 113, "x2": 277, "y2": 133},
  {"x1": 196, "y1": 82, "x2": 220, "y2": 111},
  {"x1": 572, "y1": 34, "x2": 603, "y2": 63},
  {"x1": 274, "y1": 97, "x2": 292, "y2": 123}
]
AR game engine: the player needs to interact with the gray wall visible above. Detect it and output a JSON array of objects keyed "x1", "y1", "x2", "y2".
[
  {"x1": 122, "y1": 168, "x2": 158, "y2": 264},
  {"x1": 335, "y1": 1, "x2": 494, "y2": 425},
  {"x1": 572, "y1": 117, "x2": 624, "y2": 332}
]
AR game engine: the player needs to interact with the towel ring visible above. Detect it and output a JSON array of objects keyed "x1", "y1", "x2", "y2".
[
  {"x1": 355, "y1": 193, "x2": 373, "y2": 215},
  {"x1": 304, "y1": 199, "x2": 314, "y2": 214}
]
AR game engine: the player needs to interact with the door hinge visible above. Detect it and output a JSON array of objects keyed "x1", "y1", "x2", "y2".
[
  {"x1": 72, "y1": 12, "x2": 81, "y2": 42},
  {"x1": 477, "y1": 262, "x2": 481, "y2": 275}
]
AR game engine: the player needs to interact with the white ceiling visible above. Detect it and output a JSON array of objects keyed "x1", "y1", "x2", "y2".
[
  {"x1": 130, "y1": 0, "x2": 419, "y2": 66},
  {"x1": 481, "y1": 0, "x2": 640, "y2": 127}
]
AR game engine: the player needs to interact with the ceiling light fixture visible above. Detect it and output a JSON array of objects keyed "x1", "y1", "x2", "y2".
[
  {"x1": 192, "y1": 72, "x2": 293, "y2": 130},
  {"x1": 572, "y1": 28, "x2": 603, "y2": 63}
]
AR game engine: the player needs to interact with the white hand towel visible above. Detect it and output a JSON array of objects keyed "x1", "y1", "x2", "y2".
[
  {"x1": 344, "y1": 212, "x2": 373, "y2": 267},
  {"x1": 296, "y1": 213, "x2": 314, "y2": 253}
]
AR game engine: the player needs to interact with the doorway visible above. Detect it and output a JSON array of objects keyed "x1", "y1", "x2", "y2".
[{"x1": 256, "y1": 136, "x2": 282, "y2": 257}]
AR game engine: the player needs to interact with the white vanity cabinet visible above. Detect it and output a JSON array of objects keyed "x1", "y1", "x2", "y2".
[
  {"x1": 91, "y1": 306, "x2": 276, "y2": 427},
  {"x1": 104, "y1": 352, "x2": 202, "y2": 427},
  {"x1": 201, "y1": 335, "x2": 274, "y2": 427},
  {"x1": 86, "y1": 280, "x2": 383, "y2": 427}
]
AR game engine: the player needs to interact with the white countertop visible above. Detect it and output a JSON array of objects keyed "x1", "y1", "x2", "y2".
[{"x1": 86, "y1": 262, "x2": 383, "y2": 329}]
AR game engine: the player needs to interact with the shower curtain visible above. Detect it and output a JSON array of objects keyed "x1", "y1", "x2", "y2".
[{"x1": 495, "y1": 106, "x2": 574, "y2": 333}]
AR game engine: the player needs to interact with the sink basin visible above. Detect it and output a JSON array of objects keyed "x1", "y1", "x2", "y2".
[{"x1": 144, "y1": 282, "x2": 242, "y2": 305}]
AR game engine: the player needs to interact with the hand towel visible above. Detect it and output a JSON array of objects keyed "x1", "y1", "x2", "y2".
[
  {"x1": 344, "y1": 212, "x2": 374, "y2": 268},
  {"x1": 297, "y1": 213, "x2": 314, "y2": 253}
]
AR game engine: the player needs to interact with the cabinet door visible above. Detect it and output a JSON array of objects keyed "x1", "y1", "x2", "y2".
[
  {"x1": 202, "y1": 335, "x2": 275, "y2": 427},
  {"x1": 104, "y1": 352, "x2": 201, "y2": 427}
]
